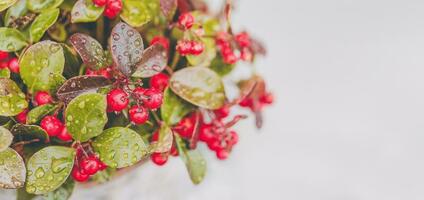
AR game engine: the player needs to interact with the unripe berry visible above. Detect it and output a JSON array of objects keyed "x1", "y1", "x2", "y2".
[
  {"x1": 129, "y1": 105, "x2": 149, "y2": 125},
  {"x1": 34, "y1": 91, "x2": 52, "y2": 106},
  {"x1": 8, "y1": 58, "x2": 19, "y2": 73},
  {"x1": 72, "y1": 167, "x2": 89, "y2": 182},
  {"x1": 106, "y1": 88, "x2": 129, "y2": 112},
  {"x1": 151, "y1": 152, "x2": 168, "y2": 166},
  {"x1": 57, "y1": 127, "x2": 73, "y2": 142},
  {"x1": 40, "y1": 115, "x2": 63, "y2": 137},
  {"x1": 178, "y1": 12, "x2": 194, "y2": 29},
  {"x1": 15, "y1": 109, "x2": 28, "y2": 124},
  {"x1": 149, "y1": 73, "x2": 169, "y2": 91},
  {"x1": 150, "y1": 36, "x2": 170, "y2": 50}
]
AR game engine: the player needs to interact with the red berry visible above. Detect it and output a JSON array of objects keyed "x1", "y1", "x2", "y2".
[
  {"x1": 15, "y1": 109, "x2": 28, "y2": 124},
  {"x1": 140, "y1": 88, "x2": 163, "y2": 110},
  {"x1": 228, "y1": 131, "x2": 238, "y2": 145},
  {"x1": 80, "y1": 156, "x2": 100, "y2": 175},
  {"x1": 72, "y1": 167, "x2": 89, "y2": 182},
  {"x1": 199, "y1": 124, "x2": 214, "y2": 143},
  {"x1": 216, "y1": 149, "x2": 229, "y2": 160},
  {"x1": 223, "y1": 52, "x2": 238, "y2": 64},
  {"x1": 151, "y1": 153, "x2": 168, "y2": 166},
  {"x1": 40, "y1": 115, "x2": 63, "y2": 137},
  {"x1": 190, "y1": 41, "x2": 204, "y2": 55},
  {"x1": 104, "y1": 0, "x2": 122, "y2": 19},
  {"x1": 129, "y1": 105, "x2": 149, "y2": 125},
  {"x1": 178, "y1": 12, "x2": 194, "y2": 29},
  {"x1": 0, "y1": 61, "x2": 8, "y2": 69},
  {"x1": 107, "y1": 88, "x2": 129, "y2": 112},
  {"x1": 0, "y1": 51, "x2": 8, "y2": 60},
  {"x1": 7, "y1": 58, "x2": 19, "y2": 73},
  {"x1": 170, "y1": 145, "x2": 178, "y2": 156},
  {"x1": 239, "y1": 97, "x2": 253, "y2": 107},
  {"x1": 34, "y1": 91, "x2": 52, "y2": 106},
  {"x1": 98, "y1": 160, "x2": 108, "y2": 170},
  {"x1": 93, "y1": 0, "x2": 107, "y2": 7},
  {"x1": 174, "y1": 116, "x2": 195, "y2": 138},
  {"x1": 214, "y1": 105, "x2": 230, "y2": 119},
  {"x1": 176, "y1": 40, "x2": 192, "y2": 56},
  {"x1": 207, "y1": 138, "x2": 223, "y2": 151},
  {"x1": 97, "y1": 67, "x2": 112, "y2": 79},
  {"x1": 150, "y1": 73, "x2": 169, "y2": 91},
  {"x1": 235, "y1": 32, "x2": 251, "y2": 48},
  {"x1": 85, "y1": 68, "x2": 97, "y2": 76},
  {"x1": 150, "y1": 36, "x2": 170, "y2": 50},
  {"x1": 260, "y1": 92, "x2": 274, "y2": 105},
  {"x1": 240, "y1": 47, "x2": 253, "y2": 62},
  {"x1": 151, "y1": 131, "x2": 159, "y2": 142},
  {"x1": 57, "y1": 127, "x2": 73, "y2": 142}
]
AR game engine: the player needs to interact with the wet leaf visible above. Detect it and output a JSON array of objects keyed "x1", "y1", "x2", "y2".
[
  {"x1": 4, "y1": 0, "x2": 28, "y2": 27},
  {"x1": 0, "y1": 126, "x2": 13, "y2": 152},
  {"x1": 0, "y1": 0, "x2": 17, "y2": 11},
  {"x1": 160, "y1": 0, "x2": 177, "y2": 21},
  {"x1": 132, "y1": 43, "x2": 168, "y2": 78},
  {"x1": 0, "y1": 78, "x2": 28, "y2": 116},
  {"x1": 150, "y1": 125, "x2": 173, "y2": 153},
  {"x1": 57, "y1": 75, "x2": 112, "y2": 104},
  {"x1": 26, "y1": 104, "x2": 58, "y2": 124},
  {"x1": 26, "y1": 146, "x2": 75, "y2": 194},
  {"x1": 161, "y1": 88, "x2": 194, "y2": 125},
  {"x1": 17, "y1": 188, "x2": 36, "y2": 200},
  {"x1": 0, "y1": 148, "x2": 26, "y2": 189},
  {"x1": 20, "y1": 40, "x2": 65, "y2": 93},
  {"x1": 47, "y1": 23, "x2": 67, "y2": 42},
  {"x1": 120, "y1": 0, "x2": 151, "y2": 27},
  {"x1": 42, "y1": 177, "x2": 74, "y2": 200},
  {"x1": 71, "y1": 0, "x2": 104, "y2": 23},
  {"x1": 109, "y1": 22, "x2": 144, "y2": 76},
  {"x1": 69, "y1": 33, "x2": 107, "y2": 70},
  {"x1": 187, "y1": 38, "x2": 216, "y2": 67},
  {"x1": 27, "y1": 0, "x2": 63, "y2": 12},
  {"x1": 93, "y1": 127, "x2": 148, "y2": 169},
  {"x1": 30, "y1": 8, "x2": 60, "y2": 42},
  {"x1": 170, "y1": 67, "x2": 226, "y2": 109},
  {"x1": 209, "y1": 56, "x2": 234, "y2": 76},
  {"x1": 65, "y1": 93, "x2": 107, "y2": 142},
  {"x1": 175, "y1": 135, "x2": 206, "y2": 185},
  {"x1": 11, "y1": 124, "x2": 50, "y2": 143},
  {"x1": 0, "y1": 27, "x2": 28, "y2": 52},
  {"x1": 61, "y1": 43, "x2": 81, "y2": 78},
  {"x1": 0, "y1": 69, "x2": 10, "y2": 78}
]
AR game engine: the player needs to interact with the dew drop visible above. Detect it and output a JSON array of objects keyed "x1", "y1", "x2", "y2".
[
  {"x1": 35, "y1": 167, "x2": 45, "y2": 178},
  {"x1": 112, "y1": 33, "x2": 120, "y2": 41}
]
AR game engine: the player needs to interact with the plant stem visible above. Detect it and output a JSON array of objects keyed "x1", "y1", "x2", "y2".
[
  {"x1": 170, "y1": 52, "x2": 181, "y2": 70},
  {"x1": 96, "y1": 16, "x2": 105, "y2": 46}
]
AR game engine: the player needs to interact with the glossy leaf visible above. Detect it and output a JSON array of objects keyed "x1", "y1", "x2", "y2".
[
  {"x1": 187, "y1": 38, "x2": 216, "y2": 67},
  {"x1": 26, "y1": 146, "x2": 75, "y2": 194},
  {"x1": 0, "y1": 27, "x2": 28, "y2": 52},
  {"x1": 0, "y1": 78, "x2": 28, "y2": 116},
  {"x1": 11, "y1": 124, "x2": 50, "y2": 143},
  {"x1": 161, "y1": 88, "x2": 194, "y2": 125},
  {"x1": 150, "y1": 125, "x2": 173, "y2": 153},
  {"x1": 120, "y1": 0, "x2": 151, "y2": 27},
  {"x1": 65, "y1": 93, "x2": 107, "y2": 142},
  {"x1": 93, "y1": 127, "x2": 148, "y2": 169},
  {"x1": 47, "y1": 24, "x2": 67, "y2": 42},
  {"x1": 160, "y1": 0, "x2": 177, "y2": 21},
  {"x1": 109, "y1": 22, "x2": 144, "y2": 76},
  {"x1": 0, "y1": 148, "x2": 26, "y2": 189},
  {"x1": 61, "y1": 43, "x2": 81, "y2": 78},
  {"x1": 71, "y1": 0, "x2": 104, "y2": 23},
  {"x1": 57, "y1": 75, "x2": 112, "y2": 104},
  {"x1": 170, "y1": 67, "x2": 226, "y2": 109},
  {"x1": 69, "y1": 33, "x2": 107, "y2": 70},
  {"x1": 0, "y1": 126, "x2": 13, "y2": 152},
  {"x1": 4, "y1": 0, "x2": 28, "y2": 27},
  {"x1": 0, "y1": 0, "x2": 17, "y2": 11},
  {"x1": 20, "y1": 40, "x2": 65, "y2": 93},
  {"x1": 30, "y1": 8, "x2": 60, "y2": 42},
  {"x1": 26, "y1": 104, "x2": 58, "y2": 124},
  {"x1": 175, "y1": 135, "x2": 206, "y2": 184},
  {"x1": 43, "y1": 178, "x2": 75, "y2": 200},
  {"x1": 27, "y1": 0, "x2": 63, "y2": 12},
  {"x1": 132, "y1": 43, "x2": 168, "y2": 78}
]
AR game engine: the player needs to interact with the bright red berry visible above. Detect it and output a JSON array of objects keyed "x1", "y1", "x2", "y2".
[
  {"x1": 7, "y1": 58, "x2": 19, "y2": 73},
  {"x1": 174, "y1": 116, "x2": 195, "y2": 138},
  {"x1": 260, "y1": 92, "x2": 274, "y2": 105},
  {"x1": 239, "y1": 97, "x2": 253, "y2": 107},
  {"x1": 178, "y1": 12, "x2": 194, "y2": 29},
  {"x1": 129, "y1": 105, "x2": 149, "y2": 125},
  {"x1": 40, "y1": 115, "x2": 63, "y2": 137},
  {"x1": 149, "y1": 73, "x2": 169, "y2": 91},
  {"x1": 235, "y1": 32, "x2": 251, "y2": 48},
  {"x1": 214, "y1": 105, "x2": 230, "y2": 119},
  {"x1": 199, "y1": 124, "x2": 214, "y2": 143},
  {"x1": 140, "y1": 88, "x2": 163, "y2": 110},
  {"x1": 72, "y1": 167, "x2": 89, "y2": 182},
  {"x1": 150, "y1": 36, "x2": 170, "y2": 50},
  {"x1": 85, "y1": 68, "x2": 97, "y2": 76},
  {"x1": 190, "y1": 41, "x2": 204, "y2": 55},
  {"x1": 0, "y1": 51, "x2": 8, "y2": 60},
  {"x1": 216, "y1": 149, "x2": 229, "y2": 160},
  {"x1": 15, "y1": 109, "x2": 28, "y2": 124},
  {"x1": 93, "y1": 0, "x2": 107, "y2": 7},
  {"x1": 80, "y1": 156, "x2": 100, "y2": 175},
  {"x1": 107, "y1": 88, "x2": 129, "y2": 112},
  {"x1": 207, "y1": 138, "x2": 223, "y2": 151},
  {"x1": 104, "y1": 0, "x2": 122, "y2": 19},
  {"x1": 170, "y1": 145, "x2": 178, "y2": 156},
  {"x1": 228, "y1": 131, "x2": 238, "y2": 145},
  {"x1": 34, "y1": 91, "x2": 52, "y2": 106},
  {"x1": 97, "y1": 67, "x2": 112, "y2": 79},
  {"x1": 176, "y1": 40, "x2": 192, "y2": 56},
  {"x1": 151, "y1": 153, "x2": 168, "y2": 166},
  {"x1": 98, "y1": 160, "x2": 108, "y2": 171},
  {"x1": 57, "y1": 127, "x2": 73, "y2": 142},
  {"x1": 0, "y1": 61, "x2": 8, "y2": 69}
]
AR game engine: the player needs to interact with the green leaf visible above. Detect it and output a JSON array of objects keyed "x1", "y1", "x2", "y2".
[
  {"x1": 0, "y1": 78, "x2": 28, "y2": 116},
  {"x1": 187, "y1": 38, "x2": 216, "y2": 67},
  {"x1": 4, "y1": 0, "x2": 28, "y2": 27},
  {"x1": 175, "y1": 135, "x2": 206, "y2": 185},
  {"x1": 150, "y1": 125, "x2": 173, "y2": 153},
  {"x1": 0, "y1": 148, "x2": 26, "y2": 189},
  {"x1": 61, "y1": 43, "x2": 81, "y2": 78},
  {"x1": 0, "y1": 27, "x2": 28, "y2": 52},
  {"x1": 47, "y1": 24, "x2": 68, "y2": 42},
  {"x1": 26, "y1": 146, "x2": 75, "y2": 195},
  {"x1": 0, "y1": 126, "x2": 13, "y2": 152},
  {"x1": 0, "y1": 0, "x2": 17, "y2": 11},
  {"x1": 0, "y1": 68, "x2": 10, "y2": 78},
  {"x1": 69, "y1": 33, "x2": 107, "y2": 70},
  {"x1": 27, "y1": 0, "x2": 63, "y2": 12},
  {"x1": 71, "y1": 0, "x2": 104, "y2": 23},
  {"x1": 120, "y1": 0, "x2": 151, "y2": 27},
  {"x1": 42, "y1": 178, "x2": 75, "y2": 200},
  {"x1": 209, "y1": 56, "x2": 235, "y2": 76},
  {"x1": 26, "y1": 104, "x2": 58, "y2": 124},
  {"x1": 170, "y1": 67, "x2": 226, "y2": 109},
  {"x1": 30, "y1": 8, "x2": 60, "y2": 42},
  {"x1": 132, "y1": 43, "x2": 168, "y2": 78},
  {"x1": 161, "y1": 88, "x2": 193, "y2": 125},
  {"x1": 11, "y1": 124, "x2": 50, "y2": 143},
  {"x1": 65, "y1": 93, "x2": 107, "y2": 142},
  {"x1": 20, "y1": 40, "x2": 65, "y2": 93},
  {"x1": 93, "y1": 127, "x2": 148, "y2": 169},
  {"x1": 109, "y1": 22, "x2": 144, "y2": 76}
]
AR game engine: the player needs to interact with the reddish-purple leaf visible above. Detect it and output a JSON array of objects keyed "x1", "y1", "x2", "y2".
[
  {"x1": 132, "y1": 44, "x2": 167, "y2": 78},
  {"x1": 109, "y1": 22, "x2": 144, "y2": 77},
  {"x1": 56, "y1": 75, "x2": 112, "y2": 104},
  {"x1": 160, "y1": 0, "x2": 177, "y2": 21},
  {"x1": 69, "y1": 33, "x2": 107, "y2": 70}
]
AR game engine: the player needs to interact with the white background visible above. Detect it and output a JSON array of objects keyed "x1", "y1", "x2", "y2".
[{"x1": 4, "y1": 0, "x2": 424, "y2": 199}]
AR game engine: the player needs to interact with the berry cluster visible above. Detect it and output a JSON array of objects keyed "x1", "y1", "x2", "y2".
[
  {"x1": 216, "y1": 31, "x2": 255, "y2": 64},
  {"x1": 239, "y1": 90, "x2": 274, "y2": 112},
  {"x1": 72, "y1": 147, "x2": 107, "y2": 182},
  {"x1": 150, "y1": 131, "x2": 178, "y2": 166},
  {"x1": 176, "y1": 40, "x2": 205, "y2": 56},
  {"x1": 178, "y1": 12, "x2": 195, "y2": 30},
  {"x1": 93, "y1": 0, "x2": 122, "y2": 19},
  {"x1": 0, "y1": 50, "x2": 20, "y2": 73}
]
